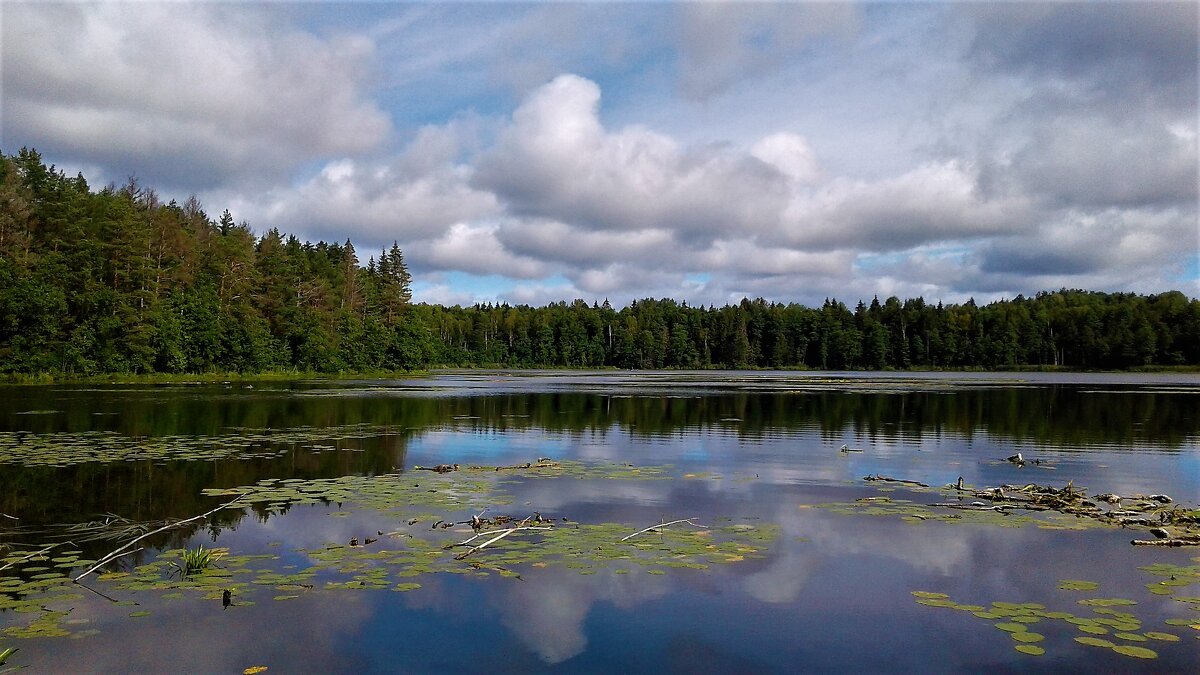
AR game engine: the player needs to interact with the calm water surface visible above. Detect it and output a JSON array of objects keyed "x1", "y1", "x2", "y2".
[{"x1": 0, "y1": 371, "x2": 1197, "y2": 673}]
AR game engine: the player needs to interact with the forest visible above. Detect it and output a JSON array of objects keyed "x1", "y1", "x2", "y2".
[{"x1": 2, "y1": 148, "x2": 1198, "y2": 376}]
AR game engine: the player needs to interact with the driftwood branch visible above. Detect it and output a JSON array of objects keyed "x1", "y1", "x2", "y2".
[
  {"x1": 620, "y1": 518, "x2": 707, "y2": 542},
  {"x1": 448, "y1": 526, "x2": 553, "y2": 560},
  {"x1": 864, "y1": 474, "x2": 929, "y2": 488},
  {"x1": 1131, "y1": 538, "x2": 1200, "y2": 547},
  {"x1": 73, "y1": 497, "x2": 241, "y2": 582},
  {"x1": 0, "y1": 541, "x2": 73, "y2": 574}
]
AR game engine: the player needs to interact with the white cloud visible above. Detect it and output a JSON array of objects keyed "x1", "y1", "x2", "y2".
[
  {"x1": 411, "y1": 222, "x2": 547, "y2": 279},
  {"x1": 779, "y1": 161, "x2": 1030, "y2": 252},
  {"x1": 476, "y1": 74, "x2": 791, "y2": 241},
  {"x1": 751, "y1": 133, "x2": 821, "y2": 184},
  {"x1": 232, "y1": 154, "x2": 500, "y2": 247},
  {"x1": 2, "y1": 3, "x2": 389, "y2": 188}
]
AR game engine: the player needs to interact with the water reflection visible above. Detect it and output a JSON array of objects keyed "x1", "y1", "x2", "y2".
[{"x1": 0, "y1": 374, "x2": 1197, "y2": 672}]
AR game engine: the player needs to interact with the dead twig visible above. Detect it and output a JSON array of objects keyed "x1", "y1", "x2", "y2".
[
  {"x1": 450, "y1": 526, "x2": 553, "y2": 560},
  {"x1": 448, "y1": 525, "x2": 552, "y2": 550},
  {"x1": 73, "y1": 497, "x2": 241, "y2": 583},
  {"x1": 620, "y1": 518, "x2": 707, "y2": 542},
  {"x1": 863, "y1": 474, "x2": 929, "y2": 488},
  {"x1": 0, "y1": 541, "x2": 73, "y2": 574}
]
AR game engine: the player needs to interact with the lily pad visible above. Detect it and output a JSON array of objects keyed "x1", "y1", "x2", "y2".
[
  {"x1": 1014, "y1": 644, "x2": 1044, "y2": 655},
  {"x1": 1075, "y1": 637, "x2": 1116, "y2": 648},
  {"x1": 1111, "y1": 644, "x2": 1157, "y2": 659}
]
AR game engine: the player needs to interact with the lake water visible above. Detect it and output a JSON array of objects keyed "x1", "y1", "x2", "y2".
[{"x1": 0, "y1": 371, "x2": 1197, "y2": 672}]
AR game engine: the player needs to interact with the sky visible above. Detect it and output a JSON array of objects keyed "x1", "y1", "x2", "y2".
[{"x1": 2, "y1": 1, "x2": 1197, "y2": 308}]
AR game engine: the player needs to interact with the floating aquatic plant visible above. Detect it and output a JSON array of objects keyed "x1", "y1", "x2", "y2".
[{"x1": 911, "y1": 591, "x2": 1190, "y2": 661}]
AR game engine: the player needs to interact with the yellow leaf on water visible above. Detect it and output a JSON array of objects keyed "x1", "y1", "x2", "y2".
[{"x1": 244, "y1": 667, "x2": 268, "y2": 674}]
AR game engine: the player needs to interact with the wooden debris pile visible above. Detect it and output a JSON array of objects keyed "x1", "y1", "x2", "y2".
[{"x1": 931, "y1": 479, "x2": 1200, "y2": 546}]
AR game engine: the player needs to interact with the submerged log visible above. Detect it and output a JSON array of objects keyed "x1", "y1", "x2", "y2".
[
  {"x1": 1131, "y1": 537, "x2": 1200, "y2": 547},
  {"x1": 415, "y1": 464, "x2": 459, "y2": 473}
]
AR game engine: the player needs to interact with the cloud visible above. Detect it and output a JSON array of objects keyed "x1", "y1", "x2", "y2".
[
  {"x1": 410, "y1": 223, "x2": 547, "y2": 279},
  {"x1": 976, "y1": 208, "x2": 1194, "y2": 280},
  {"x1": 966, "y1": 2, "x2": 1198, "y2": 107},
  {"x1": 778, "y1": 161, "x2": 1030, "y2": 252},
  {"x1": 1006, "y1": 115, "x2": 1197, "y2": 209},
  {"x1": 674, "y1": 3, "x2": 860, "y2": 100},
  {"x1": 1, "y1": 3, "x2": 389, "y2": 189},
  {"x1": 231, "y1": 137, "x2": 500, "y2": 248},
  {"x1": 475, "y1": 74, "x2": 792, "y2": 242}
]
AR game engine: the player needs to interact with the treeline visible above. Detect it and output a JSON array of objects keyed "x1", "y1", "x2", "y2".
[
  {"x1": 2, "y1": 148, "x2": 1198, "y2": 375},
  {"x1": 1, "y1": 149, "x2": 422, "y2": 374},
  {"x1": 414, "y1": 291, "x2": 1200, "y2": 370}
]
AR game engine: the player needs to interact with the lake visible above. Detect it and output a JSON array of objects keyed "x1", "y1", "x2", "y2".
[{"x1": 0, "y1": 371, "x2": 1197, "y2": 673}]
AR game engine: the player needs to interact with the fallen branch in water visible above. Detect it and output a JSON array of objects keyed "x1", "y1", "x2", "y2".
[
  {"x1": 74, "y1": 577, "x2": 137, "y2": 604},
  {"x1": 0, "y1": 541, "x2": 73, "y2": 574},
  {"x1": 73, "y1": 497, "x2": 241, "y2": 583},
  {"x1": 414, "y1": 464, "x2": 459, "y2": 473},
  {"x1": 620, "y1": 518, "x2": 707, "y2": 542},
  {"x1": 1131, "y1": 537, "x2": 1200, "y2": 547},
  {"x1": 863, "y1": 475, "x2": 929, "y2": 488},
  {"x1": 448, "y1": 526, "x2": 553, "y2": 560}
]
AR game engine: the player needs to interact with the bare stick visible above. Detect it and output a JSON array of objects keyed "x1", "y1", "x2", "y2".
[
  {"x1": 1131, "y1": 538, "x2": 1200, "y2": 547},
  {"x1": 0, "y1": 541, "x2": 72, "y2": 574},
  {"x1": 447, "y1": 526, "x2": 553, "y2": 549},
  {"x1": 74, "y1": 577, "x2": 138, "y2": 605},
  {"x1": 453, "y1": 526, "x2": 552, "y2": 560},
  {"x1": 73, "y1": 497, "x2": 241, "y2": 582},
  {"x1": 620, "y1": 518, "x2": 707, "y2": 542},
  {"x1": 864, "y1": 474, "x2": 930, "y2": 488}
]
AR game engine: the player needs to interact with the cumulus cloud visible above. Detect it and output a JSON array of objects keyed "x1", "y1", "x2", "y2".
[
  {"x1": 778, "y1": 161, "x2": 1031, "y2": 252},
  {"x1": 475, "y1": 74, "x2": 792, "y2": 242},
  {"x1": 1005, "y1": 115, "x2": 1197, "y2": 209},
  {"x1": 230, "y1": 131, "x2": 501, "y2": 247},
  {"x1": 410, "y1": 222, "x2": 547, "y2": 279},
  {"x1": 1, "y1": 3, "x2": 389, "y2": 189}
]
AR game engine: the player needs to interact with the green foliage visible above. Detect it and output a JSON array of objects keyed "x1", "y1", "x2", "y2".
[
  {"x1": 0, "y1": 148, "x2": 1197, "y2": 375},
  {"x1": 177, "y1": 545, "x2": 216, "y2": 577}
]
